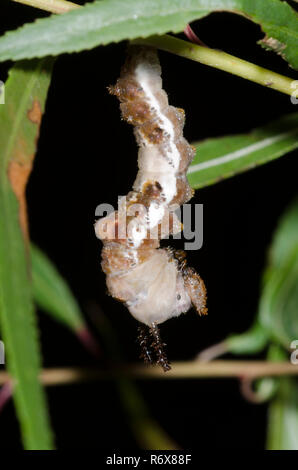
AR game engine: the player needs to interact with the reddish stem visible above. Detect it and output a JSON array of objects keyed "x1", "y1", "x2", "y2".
[
  {"x1": 184, "y1": 24, "x2": 208, "y2": 47},
  {"x1": 76, "y1": 327, "x2": 101, "y2": 359},
  {"x1": 0, "y1": 382, "x2": 13, "y2": 412}
]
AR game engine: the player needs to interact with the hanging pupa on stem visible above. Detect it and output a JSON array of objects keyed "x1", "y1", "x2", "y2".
[{"x1": 95, "y1": 46, "x2": 207, "y2": 371}]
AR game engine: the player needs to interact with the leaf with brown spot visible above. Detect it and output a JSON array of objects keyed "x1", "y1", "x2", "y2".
[
  {"x1": 0, "y1": 59, "x2": 54, "y2": 449},
  {"x1": 260, "y1": 36, "x2": 287, "y2": 63},
  {"x1": 1, "y1": 61, "x2": 52, "y2": 239},
  {"x1": 27, "y1": 99, "x2": 43, "y2": 125},
  {"x1": 7, "y1": 160, "x2": 33, "y2": 242}
]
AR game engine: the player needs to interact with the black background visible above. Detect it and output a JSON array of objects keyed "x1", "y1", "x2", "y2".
[{"x1": 1, "y1": 0, "x2": 298, "y2": 449}]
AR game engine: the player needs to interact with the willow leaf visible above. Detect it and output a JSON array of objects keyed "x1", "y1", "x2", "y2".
[
  {"x1": 226, "y1": 320, "x2": 269, "y2": 355},
  {"x1": 188, "y1": 113, "x2": 298, "y2": 189},
  {"x1": 31, "y1": 244, "x2": 85, "y2": 331},
  {"x1": 0, "y1": 60, "x2": 54, "y2": 449},
  {"x1": 0, "y1": 0, "x2": 297, "y2": 69}
]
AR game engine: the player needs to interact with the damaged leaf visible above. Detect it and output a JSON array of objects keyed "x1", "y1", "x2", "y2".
[{"x1": 0, "y1": 59, "x2": 54, "y2": 449}]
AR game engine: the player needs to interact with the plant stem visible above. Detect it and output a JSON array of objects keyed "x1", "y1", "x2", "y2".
[
  {"x1": 133, "y1": 35, "x2": 294, "y2": 96},
  {"x1": 11, "y1": 0, "x2": 78, "y2": 14},
  {"x1": 1, "y1": 361, "x2": 298, "y2": 386},
  {"x1": 128, "y1": 361, "x2": 298, "y2": 379},
  {"x1": 11, "y1": 0, "x2": 294, "y2": 96},
  {"x1": 196, "y1": 341, "x2": 228, "y2": 362}
]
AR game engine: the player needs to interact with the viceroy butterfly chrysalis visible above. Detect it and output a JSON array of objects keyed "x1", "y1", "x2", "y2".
[{"x1": 95, "y1": 46, "x2": 207, "y2": 371}]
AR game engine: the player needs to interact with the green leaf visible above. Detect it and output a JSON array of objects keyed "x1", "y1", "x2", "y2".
[
  {"x1": 258, "y1": 199, "x2": 298, "y2": 349},
  {"x1": 188, "y1": 113, "x2": 298, "y2": 189},
  {"x1": 265, "y1": 345, "x2": 298, "y2": 450},
  {"x1": 226, "y1": 320, "x2": 269, "y2": 355},
  {"x1": 0, "y1": 0, "x2": 297, "y2": 68},
  {"x1": 259, "y1": 250, "x2": 298, "y2": 349},
  {"x1": 31, "y1": 244, "x2": 85, "y2": 331},
  {"x1": 0, "y1": 60, "x2": 54, "y2": 449},
  {"x1": 268, "y1": 197, "x2": 298, "y2": 268},
  {"x1": 267, "y1": 377, "x2": 298, "y2": 449}
]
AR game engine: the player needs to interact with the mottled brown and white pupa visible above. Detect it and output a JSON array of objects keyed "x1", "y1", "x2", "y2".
[{"x1": 95, "y1": 46, "x2": 207, "y2": 370}]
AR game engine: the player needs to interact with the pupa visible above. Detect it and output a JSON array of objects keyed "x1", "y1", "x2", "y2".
[{"x1": 95, "y1": 46, "x2": 207, "y2": 371}]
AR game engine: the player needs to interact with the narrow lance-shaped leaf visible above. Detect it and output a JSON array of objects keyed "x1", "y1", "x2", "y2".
[
  {"x1": 188, "y1": 112, "x2": 298, "y2": 189},
  {"x1": 31, "y1": 244, "x2": 85, "y2": 332},
  {"x1": 31, "y1": 244, "x2": 101, "y2": 357},
  {"x1": 0, "y1": 0, "x2": 297, "y2": 69},
  {"x1": 0, "y1": 60, "x2": 54, "y2": 449}
]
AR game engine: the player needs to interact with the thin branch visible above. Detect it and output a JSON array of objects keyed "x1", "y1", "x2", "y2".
[
  {"x1": 0, "y1": 367, "x2": 105, "y2": 386},
  {"x1": 197, "y1": 341, "x2": 228, "y2": 362},
  {"x1": 133, "y1": 35, "x2": 294, "y2": 96},
  {"x1": 11, "y1": 0, "x2": 295, "y2": 96},
  {"x1": 11, "y1": 0, "x2": 78, "y2": 14},
  {"x1": 1, "y1": 361, "x2": 298, "y2": 386},
  {"x1": 127, "y1": 361, "x2": 298, "y2": 379}
]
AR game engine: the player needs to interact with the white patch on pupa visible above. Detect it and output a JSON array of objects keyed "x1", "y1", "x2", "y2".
[
  {"x1": 124, "y1": 61, "x2": 183, "y2": 251},
  {"x1": 134, "y1": 62, "x2": 181, "y2": 204},
  {"x1": 147, "y1": 202, "x2": 165, "y2": 229}
]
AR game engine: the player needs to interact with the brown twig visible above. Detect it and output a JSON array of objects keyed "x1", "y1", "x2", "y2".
[
  {"x1": 197, "y1": 341, "x2": 229, "y2": 362},
  {"x1": 128, "y1": 361, "x2": 298, "y2": 379},
  {"x1": 1, "y1": 361, "x2": 297, "y2": 386}
]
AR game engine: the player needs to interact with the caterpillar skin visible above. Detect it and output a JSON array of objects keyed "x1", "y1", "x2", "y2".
[{"x1": 95, "y1": 46, "x2": 207, "y2": 328}]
